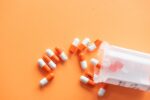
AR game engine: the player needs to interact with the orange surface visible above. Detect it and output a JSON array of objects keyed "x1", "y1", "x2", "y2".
[{"x1": 0, "y1": 0, "x2": 150, "y2": 100}]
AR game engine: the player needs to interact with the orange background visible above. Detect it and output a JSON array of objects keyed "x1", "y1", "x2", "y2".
[{"x1": 0, "y1": 0, "x2": 150, "y2": 100}]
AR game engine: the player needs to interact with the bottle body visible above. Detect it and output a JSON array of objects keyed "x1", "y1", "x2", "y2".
[{"x1": 94, "y1": 42, "x2": 150, "y2": 91}]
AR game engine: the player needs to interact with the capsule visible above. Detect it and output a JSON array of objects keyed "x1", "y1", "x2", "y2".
[
  {"x1": 46, "y1": 49, "x2": 60, "y2": 64},
  {"x1": 43, "y1": 55, "x2": 56, "y2": 69},
  {"x1": 87, "y1": 39, "x2": 102, "y2": 52},
  {"x1": 55, "y1": 47, "x2": 68, "y2": 62},
  {"x1": 78, "y1": 53, "x2": 87, "y2": 70},
  {"x1": 78, "y1": 38, "x2": 90, "y2": 52},
  {"x1": 90, "y1": 58, "x2": 101, "y2": 69},
  {"x1": 80, "y1": 75, "x2": 95, "y2": 86},
  {"x1": 98, "y1": 83, "x2": 107, "y2": 96},
  {"x1": 40, "y1": 73, "x2": 54, "y2": 86},
  {"x1": 69, "y1": 38, "x2": 80, "y2": 54},
  {"x1": 38, "y1": 58, "x2": 51, "y2": 72}
]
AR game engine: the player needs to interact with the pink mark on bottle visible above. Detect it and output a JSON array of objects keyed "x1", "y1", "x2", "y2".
[{"x1": 109, "y1": 61, "x2": 124, "y2": 72}]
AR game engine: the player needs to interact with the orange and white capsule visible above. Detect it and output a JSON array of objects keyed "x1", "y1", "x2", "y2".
[
  {"x1": 78, "y1": 38, "x2": 90, "y2": 52},
  {"x1": 55, "y1": 48, "x2": 68, "y2": 62},
  {"x1": 40, "y1": 73, "x2": 54, "y2": 86},
  {"x1": 69, "y1": 38, "x2": 80, "y2": 54},
  {"x1": 38, "y1": 58, "x2": 51, "y2": 72},
  {"x1": 98, "y1": 83, "x2": 108, "y2": 96},
  {"x1": 80, "y1": 75, "x2": 95, "y2": 86},
  {"x1": 87, "y1": 39, "x2": 102, "y2": 52},
  {"x1": 78, "y1": 53, "x2": 87, "y2": 70},
  {"x1": 90, "y1": 58, "x2": 101, "y2": 69},
  {"x1": 43, "y1": 55, "x2": 56, "y2": 69},
  {"x1": 46, "y1": 49, "x2": 60, "y2": 64}
]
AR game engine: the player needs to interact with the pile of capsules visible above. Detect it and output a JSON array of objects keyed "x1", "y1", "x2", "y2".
[{"x1": 37, "y1": 38, "x2": 108, "y2": 97}]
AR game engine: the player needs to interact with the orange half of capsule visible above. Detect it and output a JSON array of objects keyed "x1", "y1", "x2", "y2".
[
  {"x1": 84, "y1": 70, "x2": 94, "y2": 79},
  {"x1": 50, "y1": 55, "x2": 60, "y2": 64},
  {"x1": 78, "y1": 53, "x2": 85, "y2": 61},
  {"x1": 69, "y1": 45, "x2": 78, "y2": 54},
  {"x1": 94, "y1": 39, "x2": 102, "y2": 47},
  {"x1": 55, "y1": 47, "x2": 62, "y2": 55},
  {"x1": 88, "y1": 79, "x2": 95, "y2": 86},
  {"x1": 46, "y1": 73, "x2": 54, "y2": 81},
  {"x1": 78, "y1": 44, "x2": 86, "y2": 52},
  {"x1": 96, "y1": 63, "x2": 101, "y2": 69},
  {"x1": 41, "y1": 65, "x2": 51, "y2": 72},
  {"x1": 43, "y1": 55, "x2": 51, "y2": 63}
]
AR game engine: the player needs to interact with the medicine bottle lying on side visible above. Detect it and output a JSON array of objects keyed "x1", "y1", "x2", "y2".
[{"x1": 94, "y1": 41, "x2": 150, "y2": 91}]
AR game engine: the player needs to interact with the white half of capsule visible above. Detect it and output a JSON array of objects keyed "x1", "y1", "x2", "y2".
[
  {"x1": 82, "y1": 38, "x2": 90, "y2": 46},
  {"x1": 80, "y1": 76, "x2": 89, "y2": 84},
  {"x1": 48, "y1": 60, "x2": 56, "y2": 69},
  {"x1": 46, "y1": 49, "x2": 54, "y2": 57},
  {"x1": 90, "y1": 58, "x2": 99, "y2": 66},
  {"x1": 60, "y1": 52, "x2": 68, "y2": 61},
  {"x1": 80, "y1": 60, "x2": 87, "y2": 70},
  {"x1": 88, "y1": 43, "x2": 96, "y2": 51},
  {"x1": 38, "y1": 58, "x2": 46, "y2": 68},
  {"x1": 98, "y1": 88, "x2": 106, "y2": 96},
  {"x1": 40, "y1": 78, "x2": 48, "y2": 86},
  {"x1": 72, "y1": 38, "x2": 80, "y2": 47}
]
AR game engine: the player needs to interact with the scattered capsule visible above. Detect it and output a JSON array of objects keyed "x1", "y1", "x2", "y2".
[
  {"x1": 40, "y1": 73, "x2": 54, "y2": 87},
  {"x1": 69, "y1": 38, "x2": 80, "y2": 54},
  {"x1": 38, "y1": 58, "x2": 51, "y2": 72},
  {"x1": 46, "y1": 49, "x2": 60, "y2": 64},
  {"x1": 78, "y1": 53, "x2": 87, "y2": 70},
  {"x1": 90, "y1": 58, "x2": 101, "y2": 69},
  {"x1": 78, "y1": 38, "x2": 90, "y2": 52},
  {"x1": 80, "y1": 75, "x2": 95, "y2": 86},
  {"x1": 43, "y1": 55, "x2": 56, "y2": 69},
  {"x1": 55, "y1": 47, "x2": 68, "y2": 62},
  {"x1": 98, "y1": 83, "x2": 107, "y2": 96},
  {"x1": 87, "y1": 39, "x2": 102, "y2": 52}
]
